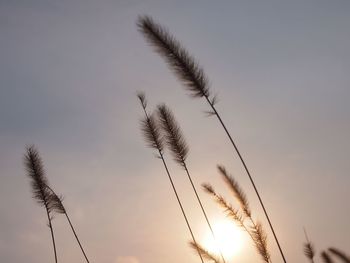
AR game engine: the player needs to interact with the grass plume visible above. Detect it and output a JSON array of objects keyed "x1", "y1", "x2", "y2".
[
  {"x1": 250, "y1": 221, "x2": 270, "y2": 263},
  {"x1": 24, "y1": 145, "x2": 58, "y2": 263},
  {"x1": 218, "y1": 165, "x2": 251, "y2": 218},
  {"x1": 137, "y1": 16, "x2": 211, "y2": 99},
  {"x1": 202, "y1": 183, "x2": 246, "y2": 230},
  {"x1": 138, "y1": 93, "x2": 164, "y2": 154},
  {"x1": 303, "y1": 228, "x2": 315, "y2": 263},
  {"x1": 157, "y1": 104, "x2": 188, "y2": 166},
  {"x1": 189, "y1": 241, "x2": 222, "y2": 263},
  {"x1": 138, "y1": 15, "x2": 286, "y2": 262}
]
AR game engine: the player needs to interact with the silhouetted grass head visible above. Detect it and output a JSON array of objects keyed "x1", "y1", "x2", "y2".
[
  {"x1": 137, "y1": 15, "x2": 211, "y2": 99},
  {"x1": 303, "y1": 228, "x2": 315, "y2": 263},
  {"x1": 189, "y1": 241, "x2": 221, "y2": 263},
  {"x1": 217, "y1": 165, "x2": 251, "y2": 218},
  {"x1": 138, "y1": 92, "x2": 164, "y2": 154},
  {"x1": 250, "y1": 221, "x2": 270, "y2": 262},
  {"x1": 304, "y1": 242, "x2": 315, "y2": 262},
  {"x1": 157, "y1": 104, "x2": 188, "y2": 167},
  {"x1": 202, "y1": 183, "x2": 244, "y2": 226},
  {"x1": 24, "y1": 145, "x2": 55, "y2": 212},
  {"x1": 50, "y1": 190, "x2": 66, "y2": 214}
]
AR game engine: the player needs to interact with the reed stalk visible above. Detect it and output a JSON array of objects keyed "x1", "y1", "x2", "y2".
[
  {"x1": 328, "y1": 248, "x2": 350, "y2": 263},
  {"x1": 137, "y1": 92, "x2": 204, "y2": 263},
  {"x1": 24, "y1": 145, "x2": 58, "y2": 263},
  {"x1": 47, "y1": 186, "x2": 90, "y2": 263},
  {"x1": 157, "y1": 104, "x2": 226, "y2": 263},
  {"x1": 137, "y1": 15, "x2": 286, "y2": 263}
]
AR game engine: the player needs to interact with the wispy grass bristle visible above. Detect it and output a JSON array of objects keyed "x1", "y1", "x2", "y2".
[
  {"x1": 250, "y1": 221, "x2": 270, "y2": 263},
  {"x1": 24, "y1": 145, "x2": 54, "y2": 211},
  {"x1": 189, "y1": 241, "x2": 221, "y2": 263},
  {"x1": 218, "y1": 165, "x2": 251, "y2": 218},
  {"x1": 140, "y1": 113, "x2": 164, "y2": 153},
  {"x1": 202, "y1": 183, "x2": 245, "y2": 227},
  {"x1": 138, "y1": 92, "x2": 164, "y2": 154},
  {"x1": 50, "y1": 192, "x2": 66, "y2": 214},
  {"x1": 304, "y1": 243, "x2": 315, "y2": 263}
]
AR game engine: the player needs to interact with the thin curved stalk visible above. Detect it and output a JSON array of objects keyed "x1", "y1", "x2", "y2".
[
  {"x1": 205, "y1": 97, "x2": 285, "y2": 263},
  {"x1": 183, "y1": 164, "x2": 227, "y2": 263},
  {"x1": 138, "y1": 93, "x2": 204, "y2": 263},
  {"x1": 159, "y1": 155, "x2": 204, "y2": 263},
  {"x1": 47, "y1": 185, "x2": 90, "y2": 263},
  {"x1": 157, "y1": 104, "x2": 226, "y2": 263},
  {"x1": 328, "y1": 248, "x2": 350, "y2": 263},
  {"x1": 46, "y1": 210, "x2": 58, "y2": 263},
  {"x1": 65, "y1": 213, "x2": 90, "y2": 263}
]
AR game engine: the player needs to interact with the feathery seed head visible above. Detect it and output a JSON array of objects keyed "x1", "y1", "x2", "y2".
[
  {"x1": 137, "y1": 15, "x2": 211, "y2": 99},
  {"x1": 202, "y1": 182, "x2": 245, "y2": 227},
  {"x1": 304, "y1": 243, "x2": 315, "y2": 261},
  {"x1": 24, "y1": 145, "x2": 54, "y2": 211},
  {"x1": 50, "y1": 192, "x2": 66, "y2": 214},
  {"x1": 140, "y1": 112, "x2": 164, "y2": 153},
  {"x1": 217, "y1": 165, "x2": 251, "y2": 218},
  {"x1": 202, "y1": 183, "x2": 215, "y2": 195},
  {"x1": 157, "y1": 104, "x2": 188, "y2": 167},
  {"x1": 189, "y1": 241, "x2": 222, "y2": 263},
  {"x1": 251, "y1": 221, "x2": 270, "y2": 263}
]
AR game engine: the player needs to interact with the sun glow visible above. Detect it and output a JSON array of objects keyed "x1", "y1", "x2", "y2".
[{"x1": 202, "y1": 219, "x2": 243, "y2": 260}]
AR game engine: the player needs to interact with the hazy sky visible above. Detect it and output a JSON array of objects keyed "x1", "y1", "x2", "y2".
[{"x1": 1, "y1": 1, "x2": 349, "y2": 263}]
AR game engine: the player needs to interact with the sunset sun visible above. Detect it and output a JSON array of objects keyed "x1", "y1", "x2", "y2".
[{"x1": 202, "y1": 219, "x2": 244, "y2": 260}]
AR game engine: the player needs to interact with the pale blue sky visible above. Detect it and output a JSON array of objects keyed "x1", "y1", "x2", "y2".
[{"x1": 1, "y1": 1, "x2": 349, "y2": 263}]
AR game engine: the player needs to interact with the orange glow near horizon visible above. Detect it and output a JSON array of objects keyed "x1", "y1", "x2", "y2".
[{"x1": 202, "y1": 219, "x2": 244, "y2": 260}]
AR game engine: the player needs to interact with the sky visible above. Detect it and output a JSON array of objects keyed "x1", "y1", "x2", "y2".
[{"x1": 1, "y1": 0, "x2": 350, "y2": 262}]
